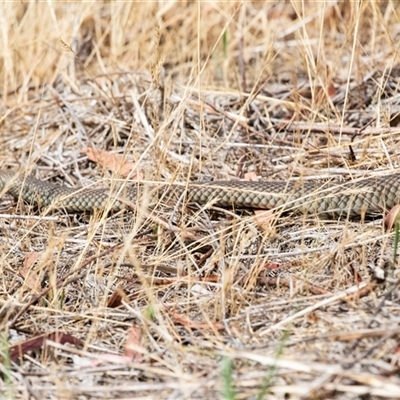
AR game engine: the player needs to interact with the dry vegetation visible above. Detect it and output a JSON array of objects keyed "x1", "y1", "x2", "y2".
[{"x1": 1, "y1": 1, "x2": 400, "y2": 399}]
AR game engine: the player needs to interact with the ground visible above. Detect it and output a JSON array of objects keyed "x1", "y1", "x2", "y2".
[{"x1": 1, "y1": 2, "x2": 400, "y2": 399}]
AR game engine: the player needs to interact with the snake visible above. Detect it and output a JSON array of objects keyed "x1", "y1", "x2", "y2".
[{"x1": 0, "y1": 169, "x2": 399, "y2": 218}]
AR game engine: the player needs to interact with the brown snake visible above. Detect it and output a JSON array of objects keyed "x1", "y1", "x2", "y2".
[{"x1": 0, "y1": 170, "x2": 399, "y2": 218}]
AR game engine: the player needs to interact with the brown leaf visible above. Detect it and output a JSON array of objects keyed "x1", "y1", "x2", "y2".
[
  {"x1": 327, "y1": 82, "x2": 336, "y2": 98},
  {"x1": 124, "y1": 325, "x2": 143, "y2": 362},
  {"x1": 82, "y1": 147, "x2": 143, "y2": 179},
  {"x1": 19, "y1": 252, "x2": 42, "y2": 294},
  {"x1": 262, "y1": 262, "x2": 283, "y2": 270},
  {"x1": 253, "y1": 209, "x2": 276, "y2": 230},
  {"x1": 107, "y1": 287, "x2": 127, "y2": 308},
  {"x1": 243, "y1": 172, "x2": 258, "y2": 182},
  {"x1": 384, "y1": 204, "x2": 400, "y2": 231},
  {"x1": 8, "y1": 332, "x2": 83, "y2": 362},
  {"x1": 164, "y1": 306, "x2": 224, "y2": 331}
]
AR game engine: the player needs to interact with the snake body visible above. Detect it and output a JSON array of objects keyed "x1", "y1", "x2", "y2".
[{"x1": 0, "y1": 170, "x2": 399, "y2": 218}]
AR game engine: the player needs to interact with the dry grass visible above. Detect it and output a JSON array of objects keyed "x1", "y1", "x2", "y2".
[{"x1": 1, "y1": 1, "x2": 400, "y2": 399}]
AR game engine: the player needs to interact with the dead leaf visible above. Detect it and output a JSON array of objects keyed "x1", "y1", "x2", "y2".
[
  {"x1": 243, "y1": 172, "x2": 258, "y2": 182},
  {"x1": 8, "y1": 332, "x2": 83, "y2": 363},
  {"x1": 327, "y1": 82, "x2": 336, "y2": 98},
  {"x1": 124, "y1": 325, "x2": 143, "y2": 362},
  {"x1": 263, "y1": 262, "x2": 283, "y2": 271},
  {"x1": 82, "y1": 147, "x2": 143, "y2": 179},
  {"x1": 107, "y1": 287, "x2": 127, "y2": 308},
  {"x1": 163, "y1": 306, "x2": 224, "y2": 331},
  {"x1": 19, "y1": 252, "x2": 42, "y2": 294},
  {"x1": 253, "y1": 209, "x2": 276, "y2": 230},
  {"x1": 384, "y1": 204, "x2": 400, "y2": 231}
]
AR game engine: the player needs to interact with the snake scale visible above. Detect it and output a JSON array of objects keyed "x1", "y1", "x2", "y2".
[{"x1": 0, "y1": 169, "x2": 399, "y2": 218}]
